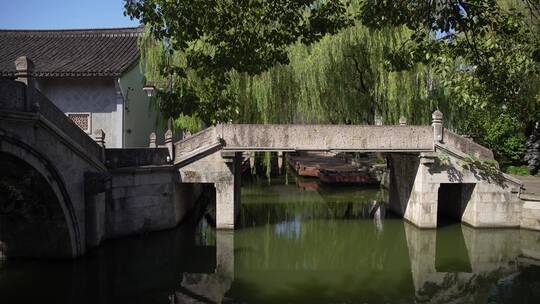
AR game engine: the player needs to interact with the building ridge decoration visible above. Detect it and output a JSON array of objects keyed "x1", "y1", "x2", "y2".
[
  {"x1": 0, "y1": 26, "x2": 144, "y2": 38},
  {"x1": 0, "y1": 26, "x2": 143, "y2": 78}
]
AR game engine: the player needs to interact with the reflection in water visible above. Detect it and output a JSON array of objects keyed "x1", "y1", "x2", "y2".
[{"x1": 0, "y1": 176, "x2": 540, "y2": 303}]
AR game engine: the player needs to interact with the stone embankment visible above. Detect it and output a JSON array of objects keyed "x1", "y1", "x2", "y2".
[{"x1": 514, "y1": 175, "x2": 540, "y2": 231}]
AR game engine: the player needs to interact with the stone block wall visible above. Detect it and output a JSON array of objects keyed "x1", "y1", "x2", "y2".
[
  {"x1": 105, "y1": 147, "x2": 170, "y2": 169},
  {"x1": 388, "y1": 153, "x2": 439, "y2": 228},
  {"x1": 389, "y1": 151, "x2": 523, "y2": 229},
  {"x1": 387, "y1": 153, "x2": 420, "y2": 218},
  {"x1": 105, "y1": 166, "x2": 201, "y2": 239},
  {"x1": 178, "y1": 150, "x2": 241, "y2": 229},
  {"x1": 465, "y1": 183, "x2": 521, "y2": 228},
  {"x1": 521, "y1": 199, "x2": 540, "y2": 231}
]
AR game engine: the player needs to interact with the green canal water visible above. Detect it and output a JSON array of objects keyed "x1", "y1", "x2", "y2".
[{"x1": 1, "y1": 175, "x2": 540, "y2": 303}]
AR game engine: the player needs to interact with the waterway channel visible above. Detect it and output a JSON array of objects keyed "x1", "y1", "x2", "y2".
[{"x1": 1, "y1": 174, "x2": 540, "y2": 303}]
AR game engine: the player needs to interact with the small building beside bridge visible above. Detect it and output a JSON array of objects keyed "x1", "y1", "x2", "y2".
[{"x1": 0, "y1": 26, "x2": 160, "y2": 148}]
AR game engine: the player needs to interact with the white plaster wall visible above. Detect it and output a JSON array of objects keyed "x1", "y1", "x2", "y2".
[
  {"x1": 36, "y1": 77, "x2": 123, "y2": 148},
  {"x1": 119, "y1": 64, "x2": 163, "y2": 148}
]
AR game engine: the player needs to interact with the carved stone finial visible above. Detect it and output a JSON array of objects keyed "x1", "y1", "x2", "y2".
[
  {"x1": 94, "y1": 129, "x2": 106, "y2": 147},
  {"x1": 432, "y1": 110, "x2": 443, "y2": 122},
  {"x1": 15, "y1": 56, "x2": 34, "y2": 73},
  {"x1": 432, "y1": 110, "x2": 444, "y2": 143},
  {"x1": 374, "y1": 115, "x2": 383, "y2": 126},
  {"x1": 149, "y1": 132, "x2": 157, "y2": 148},
  {"x1": 14, "y1": 56, "x2": 35, "y2": 91},
  {"x1": 164, "y1": 128, "x2": 174, "y2": 162},
  {"x1": 164, "y1": 128, "x2": 173, "y2": 141},
  {"x1": 399, "y1": 116, "x2": 407, "y2": 126}
]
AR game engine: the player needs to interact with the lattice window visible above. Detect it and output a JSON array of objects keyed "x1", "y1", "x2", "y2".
[{"x1": 67, "y1": 112, "x2": 91, "y2": 133}]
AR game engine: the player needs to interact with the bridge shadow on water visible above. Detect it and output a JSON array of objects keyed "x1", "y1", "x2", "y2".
[{"x1": 0, "y1": 175, "x2": 540, "y2": 304}]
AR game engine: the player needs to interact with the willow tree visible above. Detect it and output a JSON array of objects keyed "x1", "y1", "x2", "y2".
[
  {"x1": 361, "y1": 0, "x2": 540, "y2": 166},
  {"x1": 125, "y1": 0, "x2": 353, "y2": 126},
  {"x1": 229, "y1": 22, "x2": 453, "y2": 126}
]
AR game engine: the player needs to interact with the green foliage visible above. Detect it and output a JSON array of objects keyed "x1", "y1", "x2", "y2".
[
  {"x1": 360, "y1": 0, "x2": 540, "y2": 124},
  {"x1": 504, "y1": 165, "x2": 531, "y2": 175},
  {"x1": 133, "y1": 0, "x2": 538, "y2": 168},
  {"x1": 172, "y1": 114, "x2": 204, "y2": 134},
  {"x1": 462, "y1": 155, "x2": 505, "y2": 183},
  {"x1": 126, "y1": 0, "x2": 353, "y2": 124},
  {"x1": 360, "y1": 0, "x2": 539, "y2": 166},
  {"x1": 457, "y1": 111, "x2": 527, "y2": 165},
  {"x1": 229, "y1": 22, "x2": 452, "y2": 125}
]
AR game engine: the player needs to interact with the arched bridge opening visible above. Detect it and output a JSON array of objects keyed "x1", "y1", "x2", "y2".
[{"x1": 0, "y1": 152, "x2": 75, "y2": 258}]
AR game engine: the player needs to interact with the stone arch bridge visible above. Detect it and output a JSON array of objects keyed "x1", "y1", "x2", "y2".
[
  {"x1": 0, "y1": 60, "x2": 528, "y2": 259},
  {"x1": 0, "y1": 69, "x2": 107, "y2": 258}
]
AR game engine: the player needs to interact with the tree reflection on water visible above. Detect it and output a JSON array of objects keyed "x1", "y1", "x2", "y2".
[{"x1": 0, "y1": 177, "x2": 539, "y2": 304}]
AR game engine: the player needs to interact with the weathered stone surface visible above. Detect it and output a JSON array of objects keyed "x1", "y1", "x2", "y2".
[
  {"x1": 0, "y1": 77, "x2": 202, "y2": 258},
  {"x1": 443, "y1": 129, "x2": 494, "y2": 160},
  {"x1": 219, "y1": 124, "x2": 434, "y2": 151},
  {"x1": 1, "y1": 114, "x2": 105, "y2": 258},
  {"x1": 178, "y1": 150, "x2": 240, "y2": 229},
  {"x1": 521, "y1": 200, "x2": 540, "y2": 231},
  {"x1": 106, "y1": 147, "x2": 170, "y2": 169},
  {"x1": 2, "y1": 76, "x2": 537, "y2": 258},
  {"x1": 388, "y1": 148, "x2": 522, "y2": 229},
  {"x1": 107, "y1": 167, "x2": 202, "y2": 238}
]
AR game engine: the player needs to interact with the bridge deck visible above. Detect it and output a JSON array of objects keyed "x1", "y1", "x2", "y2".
[
  {"x1": 218, "y1": 124, "x2": 434, "y2": 152},
  {"x1": 174, "y1": 124, "x2": 435, "y2": 164}
]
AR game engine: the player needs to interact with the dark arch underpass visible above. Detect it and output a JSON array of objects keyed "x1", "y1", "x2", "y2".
[{"x1": 0, "y1": 151, "x2": 75, "y2": 258}]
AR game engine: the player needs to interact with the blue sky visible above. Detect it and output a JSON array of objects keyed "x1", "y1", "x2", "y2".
[{"x1": 0, "y1": 0, "x2": 139, "y2": 29}]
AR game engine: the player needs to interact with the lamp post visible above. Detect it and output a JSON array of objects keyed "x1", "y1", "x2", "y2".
[
  {"x1": 143, "y1": 77, "x2": 175, "y2": 142},
  {"x1": 143, "y1": 76, "x2": 173, "y2": 98},
  {"x1": 142, "y1": 85, "x2": 156, "y2": 97}
]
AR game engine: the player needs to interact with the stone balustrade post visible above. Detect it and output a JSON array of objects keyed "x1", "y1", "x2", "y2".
[
  {"x1": 399, "y1": 116, "x2": 407, "y2": 126},
  {"x1": 249, "y1": 151, "x2": 255, "y2": 172},
  {"x1": 149, "y1": 132, "x2": 157, "y2": 148},
  {"x1": 164, "y1": 128, "x2": 174, "y2": 162},
  {"x1": 432, "y1": 110, "x2": 443, "y2": 143},
  {"x1": 94, "y1": 129, "x2": 106, "y2": 162},
  {"x1": 277, "y1": 151, "x2": 284, "y2": 174},
  {"x1": 14, "y1": 56, "x2": 37, "y2": 111},
  {"x1": 374, "y1": 115, "x2": 383, "y2": 126}
]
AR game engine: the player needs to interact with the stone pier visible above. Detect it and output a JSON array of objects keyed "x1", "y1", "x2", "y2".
[
  {"x1": 388, "y1": 150, "x2": 522, "y2": 228},
  {"x1": 178, "y1": 150, "x2": 242, "y2": 229}
]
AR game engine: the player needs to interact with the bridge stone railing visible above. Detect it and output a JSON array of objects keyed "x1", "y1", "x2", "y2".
[
  {"x1": 443, "y1": 129, "x2": 494, "y2": 160},
  {"x1": 105, "y1": 148, "x2": 170, "y2": 169},
  {"x1": 0, "y1": 58, "x2": 103, "y2": 163},
  {"x1": 174, "y1": 126, "x2": 221, "y2": 164},
  {"x1": 0, "y1": 78, "x2": 26, "y2": 111},
  {"x1": 33, "y1": 88, "x2": 103, "y2": 161},
  {"x1": 217, "y1": 124, "x2": 434, "y2": 152},
  {"x1": 172, "y1": 110, "x2": 498, "y2": 169}
]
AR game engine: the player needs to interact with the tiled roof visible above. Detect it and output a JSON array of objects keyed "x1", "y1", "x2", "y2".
[{"x1": 0, "y1": 26, "x2": 143, "y2": 77}]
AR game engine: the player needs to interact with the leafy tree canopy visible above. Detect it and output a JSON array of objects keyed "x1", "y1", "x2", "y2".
[
  {"x1": 124, "y1": 0, "x2": 353, "y2": 124},
  {"x1": 126, "y1": 0, "x2": 539, "y2": 166},
  {"x1": 360, "y1": 0, "x2": 539, "y2": 123}
]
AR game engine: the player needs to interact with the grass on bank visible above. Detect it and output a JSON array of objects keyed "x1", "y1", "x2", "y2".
[{"x1": 503, "y1": 165, "x2": 540, "y2": 177}]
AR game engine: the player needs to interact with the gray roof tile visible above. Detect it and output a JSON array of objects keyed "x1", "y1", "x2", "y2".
[{"x1": 0, "y1": 26, "x2": 143, "y2": 77}]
